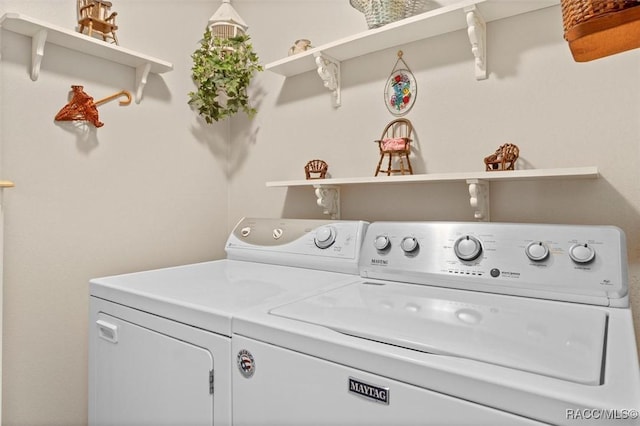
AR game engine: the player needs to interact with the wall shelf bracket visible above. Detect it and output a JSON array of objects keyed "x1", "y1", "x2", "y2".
[
  {"x1": 314, "y1": 52, "x2": 341, "y2": 107},
  {"x1": 467, "y1": 179, "x2": 490, "y2": 221},
  {"x1": 31, "y1": 28, "x2": 47, "y2": 81},
  {"x1": 313, "y1": 184, "x2": 340, "y2": 219},
  {"x1": 135, "y1": 63, "x2": 151, "y2": 104},
  {"x1": 464, "y1": 5, "x2": 487, "y2": 80}
]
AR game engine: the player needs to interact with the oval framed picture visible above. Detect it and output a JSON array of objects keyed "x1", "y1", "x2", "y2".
[{"x1": 384, "y1": 69, "x2": 417, "y2": 116}]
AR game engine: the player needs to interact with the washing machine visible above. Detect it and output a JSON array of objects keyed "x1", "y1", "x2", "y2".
[
  {"x1": 232, "y1": 221, "x2": 640, "y2": 425},
  {"x1": 88, "y1": 217, "x2": 367, "y2": 426}
]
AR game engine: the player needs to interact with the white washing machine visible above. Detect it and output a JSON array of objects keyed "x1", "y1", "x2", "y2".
[
  {"x1": 88, "y1": 217, "x2": 367, "y2": 426},
  {"x1": 232, "y1": 221, "x2": 640, "y2": 425}
]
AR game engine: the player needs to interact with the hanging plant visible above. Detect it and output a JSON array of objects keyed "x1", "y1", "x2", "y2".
[{"x1": 188, "y1": 28, "x2": 263, "y2": 123}]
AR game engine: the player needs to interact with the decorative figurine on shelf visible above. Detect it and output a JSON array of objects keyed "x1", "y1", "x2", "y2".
[
  {"x1": 374, "y1": 118, "x2": 414, "y2": 176},
  {"x1": 484, "y1": 143, "x2": 520, "y2": 171},
  {"x1": 54, "y1": 85, "x2": 131, "y2": 128},
  {"x1": 288, "y1": 39, "x2": 312, "y2": 56},
  {"x1": 305, "y1": 159, "x2": 328, "y2": 180},
  {"x1": 77, "y1": 0, "x2": 119, "y2": 45}
]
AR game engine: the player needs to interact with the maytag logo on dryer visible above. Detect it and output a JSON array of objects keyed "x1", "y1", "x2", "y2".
[
  {"x1": 371, "y1": 258, "x2": 388, "y2": 266},
  {"x1": 348, "y1": 377, "x2": 389, "y2": 405},
  {"x1": 237, "y1": 349, "x2": 255, "y2": 378}
]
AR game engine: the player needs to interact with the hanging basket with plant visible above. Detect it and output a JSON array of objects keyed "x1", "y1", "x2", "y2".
[{"x1": 188, "y1": 25, "x2": 262, "y2": 123}]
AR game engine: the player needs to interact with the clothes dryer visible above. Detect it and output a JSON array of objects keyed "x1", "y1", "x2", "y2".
[{"x1": 88, "y1": 218, "x2": 367, "y2": 426}]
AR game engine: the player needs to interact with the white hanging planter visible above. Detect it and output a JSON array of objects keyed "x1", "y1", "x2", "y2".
[
  {"x1": 188, "y1": 0, "x2": 263, "y2": 123},
  {"x1": 208, "y1": 0, "x2": 248, "y2": 39}
]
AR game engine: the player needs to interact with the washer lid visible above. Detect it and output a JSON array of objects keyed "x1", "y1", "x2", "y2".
[{"x1": 270, "y1": 281, "x2": 607, "y2": 385}]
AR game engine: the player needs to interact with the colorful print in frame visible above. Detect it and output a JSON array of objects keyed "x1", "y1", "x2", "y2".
[{"x1": 384, "y1": 68, "x2": 416, "y2": 116}]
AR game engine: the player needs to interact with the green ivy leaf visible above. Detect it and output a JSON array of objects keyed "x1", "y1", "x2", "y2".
[{"x1": 188, "y1": 28, "x2": 263, "y2": 122}]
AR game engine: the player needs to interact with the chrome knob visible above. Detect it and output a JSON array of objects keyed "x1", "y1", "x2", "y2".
[
  {"x1": 314, "y1": 226, "x2": 336, "y2": 249},
  {"x1": 374, "y1": 235, "x2": 390, "y2": 251},
  {"x1": 454, "y1": 235, "x2": 482, "y2": 261},
  {"x1": 525, "y1": 241, "x2": 549, "y2": 261},
  {"x1": 569, "y1": 243, "x2": 595, "y2": 264},
  {"x1": 400, "y1": 237, "x2": 419, "y2": 253}
]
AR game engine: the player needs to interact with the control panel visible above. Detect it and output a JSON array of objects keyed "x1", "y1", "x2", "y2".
[
  {"x1": 359, "y1": 222, "x2": 628, "y2": 307},
  {"x1": 226, "y1": 218, "x2": 368, "y2": 274}
]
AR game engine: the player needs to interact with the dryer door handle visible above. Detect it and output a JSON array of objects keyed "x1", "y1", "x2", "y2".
[{"x1": 96, "y1": 319, "x2": 118, "y2": 344}]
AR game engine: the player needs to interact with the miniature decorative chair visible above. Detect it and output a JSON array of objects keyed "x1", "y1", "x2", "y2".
[
  {"x1": 77, "y1": 0, "x2": 119, "y2": 45},
  {"x1": 305, "y1": 159, "x2": 328, "y2": 180},
  {"x1": 484, "y1": 143, "x2": 520, "y2": 171},
  {"x1": 374, "y1": 118, "x2": 414, "y2": 176}
]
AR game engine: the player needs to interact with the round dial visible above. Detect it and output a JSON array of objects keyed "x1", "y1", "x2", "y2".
[
  {"x1": 569, "y1": 243, "x2": 595, "y2": 264},
  {"x1": 400, "y1": 237, "x2": 419, "y2": 253},
  {"x1": 454, "y1": 235, "x2": 483, "y2": 261},
  {"x1": 374, "y1": 235, "x2": 390, "y2": 251},
  {"x1": 272, "y1": 228, "x2": 283, "y2": 240},
  {"x1": 525, "y1": 241, "x2": 549, "y2": 261},
  {"x1": 314, "y1": 226, "x2": 336, "y2": 249}
]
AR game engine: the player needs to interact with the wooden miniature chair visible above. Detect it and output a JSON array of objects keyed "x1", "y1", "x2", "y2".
[
  {"x1": 77, "y1": 0, "x2": 119, "y2": 45},
  {"x1": 305, "y1": 159, "x2": 328, "y2": 179},
  {"x1": 374, "y1": 118, "x2": 414, "y2": 176},
  {"x1": 484, "y1": 143, "x2": 520, "y2": 171}
]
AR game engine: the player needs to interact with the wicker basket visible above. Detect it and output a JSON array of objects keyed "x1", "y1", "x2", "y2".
[
  {"x1": 350, "y1": 0, "x2": 429, "y2": 29},
  {"x1": 561, "y1": 0, "x2": 640, "y2": 61},
  {"x1": 403, "y1": 0, "x2": 430, "y2": 19},
  {"x1": 561, "y1": 0, "x2": 639, "y2": 32}
]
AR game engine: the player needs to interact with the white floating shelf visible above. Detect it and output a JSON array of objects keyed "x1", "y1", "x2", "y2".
[
  {"x1": 265, "y1": 0, "x2": 558, "y2": 104},
  {"x1": 0, "y1": 12, "x2": 174, "y2": 103},
  {"x1": 267, "y1": 167, "x2": 599, "y2": 221},
  {"x1": 266, "y1": 0, "x2": 558, "y2": 76}
]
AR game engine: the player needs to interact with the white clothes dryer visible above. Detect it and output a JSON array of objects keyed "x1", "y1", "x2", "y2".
[
  {"x1": 88, "y1": 218, "x2": 367, "y2": 426},
  {"x1": 232, "y1": 221, "x2": 640, "y2": 425}
]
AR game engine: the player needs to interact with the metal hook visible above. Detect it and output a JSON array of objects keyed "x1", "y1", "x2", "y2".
[{"x1": 94, "y1": 90, "x2": 132, "y2": 107}]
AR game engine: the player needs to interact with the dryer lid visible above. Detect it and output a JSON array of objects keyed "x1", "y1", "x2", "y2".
[{"x1": 270, "y1": 281, "x2": 607, "y2": 385}]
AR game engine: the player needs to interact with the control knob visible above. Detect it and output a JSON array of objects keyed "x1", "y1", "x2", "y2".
[
  {"x1": 400, "y1": 237, "x2": 419, "y2": 253},
  {"x1": 272, "y1": 228, "x2": 283, "y2": 240},
  {"x1": 569, "y1": 243, "x2": 595, "y2": 264},
  {"x1": 314, "y1": 226, "x2": 336, "y2": 249},
  {"x1": 525, "y1": 241, "x2": 549, "y2": 261},
  {"x1": 374, "y1": 235, "x2": 391, "y2": 251},
  {"x1": 454, "y1": 235, "x2": 482, "y2": 261}
]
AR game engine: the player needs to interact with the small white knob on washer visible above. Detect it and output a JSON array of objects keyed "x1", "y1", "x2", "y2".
[
  {"x1": 314, "y1": 226, "x2": 336, "y2": 249},
  {"x1": 525, "y1": 241, "x2": 549, "y2": 261},
  {"x1": 454, "y1": 235, "x2": 483, "y2": 261},
  {"x1": 374, "y1": 235, "x2": 391, "y2": 251},
  {"x1": 400, "y1": 237, "x2": 419, "y2": 253},
  {"x1": 569, "y1": 243, "x2": 595, "y2": 264}
]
